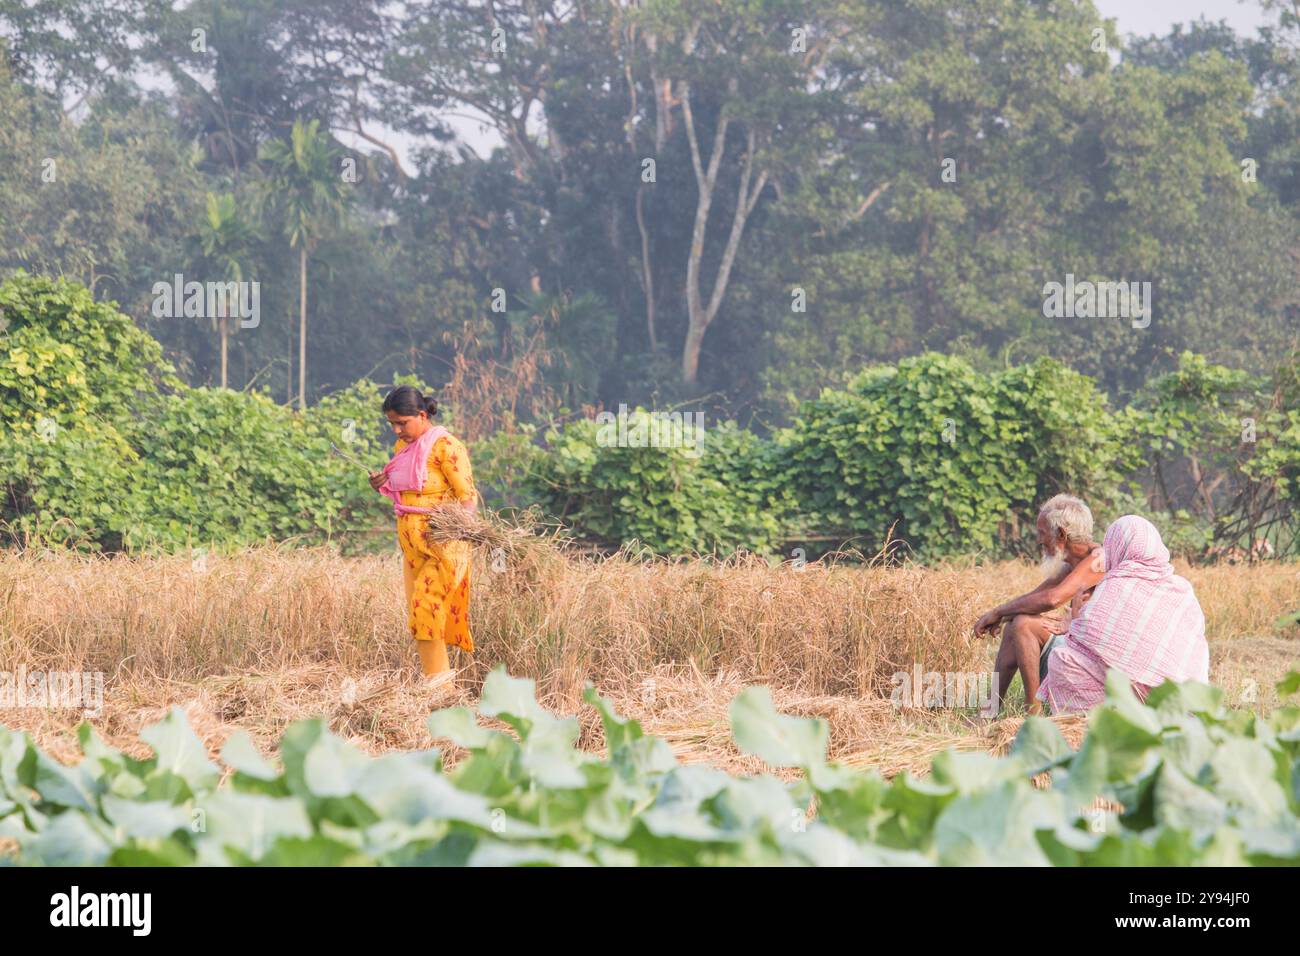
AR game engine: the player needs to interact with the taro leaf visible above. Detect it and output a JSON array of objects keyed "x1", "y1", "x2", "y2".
[
  {"x1": 776, "y1": 824, "x2": 878, "y2": 866},
  {"x1": 636, "y1": 805, "x2": 734, "y2": 843},
  {"x1": 1153, "y1": 763, "x2": 1228, "y2": 838},
  {"x1": 1148, "y1": 826, "x2": 1212, "y2": 865},
  {"x1": 1157, "y1": 715, "x2": 1216, "y2": 780},
  {"x1": 1101, "y1": 669, "x2": 1162, "y2": 736},
  {"x1": 478, "y1": 667, "x2": 555, "y2": 736},
  {"x1": 808, "y1": 767, "x2": 888, "y2": 834},
  {"x1": 593, "y1": 845, "x2": 641, "y2": 866},
  {"x1": 1036, "y1": 820, "x2": 1104, "y2": 866},
  {"x1": 614, "y1": 735, "x2": 678, "y2": 778},
  {"x1": 108, "y1": 838, "x2": 197, "y2": 866},
  {"x1": 1114, "y1": 761, "x2": 1161, "y2": 831},
  {"x1": 729, "y1": 687, "x2": 827, "y2": 769},
  {"x1": 257, "y1": 835, "x2": 372, "y2": 866},
  {"x1": 193, "y1": 791, "x2": 313, "y2": 865},
  {"x1": 707, "y1": 775, "x2": 799, "y2": 833},
  {"x1": 583, "y1": 684, "x2": 643, "y2": 752},
  {"x1": 1010, "y1": 716, "x2": 1075, "y2": 776},
  {"x1": 1277, "y1": 671, "x2": 1300, "y2": 698},
  {"x1": 101, "y1": 795, "x2": 194, "y2": 840},
  {"x1": 518, "y1": 720, "x2": 588, "y2": 789},
  {"x1": 448, "y1": 735, "x2": 524, "y2": 796},
  {"x1": 23, "y1": 748, "x2": 96, "y2": 812},
  {"x1": 1238, "y1": 825, "x2": 1300, "y2": 864},
  {"x1": 140, "y1": 706, "x2": 219, "y2": 793},
  {"x1": 302, "y1": 730, "x2": 372, "y2": 797},
  {"x1": 933, "y1": 780, "x2": 1061, "y2": 866},
  {"x1": 932, "y1": 750, "x2": 1026, "y2": 792},
  {"x1": 0, "y1": 728, "x2": 31, "y2": 803},
  {"x1": 1190, "y1": 829, "x2": 1250, "y2": 866},
  {"x1": 1038, "y1": 829, "x2": 1160, "y2": 866},
  {"x1": 353, "y1": 753, "x2": 501, "y2": 830},
  {"x1": 878, "y1": 773, "x2": 956, "y2": 849},
  {"x1": 1207, "y1": 738, "x2": 1290, "y2": 820},
  {"x1": 1145, "y1": 681, "x2": 1224, "y2": 722},
  {"x1": 22, "y1": 811, "x2": 113, "y2": 865},
  {"x1": 583, "y1": 685, "x2": 677, "y2": 777},
  {"x1": 466, "y1": 842, "x2": 594, "y2": 867},
  {"x1": 427, "y1": 706, "x2": 495, "y2": 750},
  {"x1": 351, "y1": 818, "x2": 440, "y2": 859},
  {"x1": 1066, "y1": 677, "x2": 1162, "y2": 804},
  {"x1": 220, "y1": 730, "x2": 278, "y2": 781},
  {"x1": 653, "y1": 764, "x2": 731, "y2": 813},
  {"x1": 581, "y1": 782, "x2": 638, "y2": 841},
  {"x1": 276, "y1": 719, "x2": 326, "y2": 797},
  {"x1": 76, "y1": 722, "x2": 126, "y2": 776}
]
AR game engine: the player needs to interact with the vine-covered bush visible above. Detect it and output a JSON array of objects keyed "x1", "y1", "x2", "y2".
[
  {"x1": 777, "y1": 354, "x2": 1136, "y2": 558},
  {"x1": 519, "y1": 412, "x2": 786, "y2": 555},
  {"x1": 5, "y1": 273, "x2": 1298, "y2": 558},
  {"x1": 0, "y1": 272, "x2": 426, "y2": 551}
]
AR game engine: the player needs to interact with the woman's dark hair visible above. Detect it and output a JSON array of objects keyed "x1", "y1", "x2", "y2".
[{"x1": 382, "y1": 385, "x2": 438, "y2": 419}]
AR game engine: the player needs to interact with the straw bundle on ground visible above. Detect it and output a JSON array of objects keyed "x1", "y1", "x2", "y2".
[{"x1": 1, "y1": 543, "x2": 1296, "y2": 777}]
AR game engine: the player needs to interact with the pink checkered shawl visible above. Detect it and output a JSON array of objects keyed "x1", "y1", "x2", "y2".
[{"x1": 1066, "y1": 515, "x2": 1209, "y2": 687}]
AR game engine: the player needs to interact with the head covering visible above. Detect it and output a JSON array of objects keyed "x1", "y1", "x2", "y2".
[
  {"x1": 1101, "y1": 514, "x2": 1173, "y2": 584},
  {"x1": 1063, "y1": 515, "x2": 1208, "y2": 687}
]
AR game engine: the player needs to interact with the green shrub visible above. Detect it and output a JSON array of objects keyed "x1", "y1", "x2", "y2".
[
  {"x1": 521, "y1": 411, "x2": 784, "y2": 555},
  {"x1": 0, "y1": 271, "x2": 434, "y2": 550},
  {"x1": 779, "y1": 354, "x2": 1134, "y2": 558},
  {"x1": 2, "y1": 668, "x2": 1298, "y2": 866}
]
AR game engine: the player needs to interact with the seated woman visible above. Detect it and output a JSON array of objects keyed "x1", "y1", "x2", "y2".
[{"x1": 1038, "y1": 515, "x2": 1209, "y2": 714}]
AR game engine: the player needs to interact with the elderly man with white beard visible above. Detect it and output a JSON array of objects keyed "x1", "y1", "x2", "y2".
[{"x1": 972, "y1": 494, "x2": 1105, "y2": 716}]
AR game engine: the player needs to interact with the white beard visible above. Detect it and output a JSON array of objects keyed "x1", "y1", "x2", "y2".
[{"x1": 1038, "y1": 547, "x2": 1069, "y2": 580}]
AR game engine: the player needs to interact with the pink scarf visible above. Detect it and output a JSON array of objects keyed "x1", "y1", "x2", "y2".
[
  {"x1": 1065, "y1": 515, "x2": 1209, "y2": 687},
  {"x1": 378, "y1": 425, "x2": 449, "y2": 516}
]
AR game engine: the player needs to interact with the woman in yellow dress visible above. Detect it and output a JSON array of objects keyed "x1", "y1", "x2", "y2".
[{"x1": 368, "y1": 386, "x2": 477, "y2": 678}]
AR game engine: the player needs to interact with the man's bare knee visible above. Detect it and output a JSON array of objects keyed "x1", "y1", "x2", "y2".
[{"x1": 1003, "y1": 614, "x2": 1037, "y2": 638}]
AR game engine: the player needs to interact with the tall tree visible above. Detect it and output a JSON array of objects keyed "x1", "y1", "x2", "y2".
[
  {"x1": 195, "y1": 191, "x2": 260, "y2": 388},
  {"x1": 258, "y1": 118, "x2": 350, "y2": 408}
]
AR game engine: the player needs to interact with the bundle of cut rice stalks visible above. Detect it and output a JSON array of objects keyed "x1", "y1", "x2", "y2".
[{"x1": 422, "y1": 505, "x2": 570, "y2": 566}]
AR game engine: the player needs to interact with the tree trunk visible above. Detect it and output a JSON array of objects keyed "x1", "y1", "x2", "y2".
[
  {"x1": 220, "y1": 314, "x2": 229, "y2": 389},
  {"x1": 680, "y1": 90, "x2": 768, "y2": 386},
  {"x1": 297, "y1": 245, "x2": 308, "y2": 409},
  {"x1": 636, "y1": 182, "x2": 657, "y2": 349}
]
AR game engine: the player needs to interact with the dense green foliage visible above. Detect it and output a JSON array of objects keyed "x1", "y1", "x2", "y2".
[
  {"x1": 517, "y1": 414, "x2": 788, "y2": 554},
  {"x1": 0, "y1": 273, "x2": 424, "y2": 550},
  {"x1": 5, "y1": 273, "x2": 1300, "y2": 557},
  {"x1": 777, "y1": 355, "x2": 1138, "y2": 558},
  {"x1": 3, "y1": 668, "x2": 1299, "y2": 866}
]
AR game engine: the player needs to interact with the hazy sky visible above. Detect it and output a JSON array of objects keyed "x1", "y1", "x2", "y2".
[{"x1": 1094, "y1": 0, "x2": 1271, "y2": 38}]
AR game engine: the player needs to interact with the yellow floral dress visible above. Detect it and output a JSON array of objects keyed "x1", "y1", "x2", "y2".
[{"x1": 393, "y1": 432, "x2": 477, "y2": 655}]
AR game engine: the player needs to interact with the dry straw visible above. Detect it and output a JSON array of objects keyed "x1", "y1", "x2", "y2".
[{"x1": 1, "y1": 537, "x2": 1296, "y2": 775}]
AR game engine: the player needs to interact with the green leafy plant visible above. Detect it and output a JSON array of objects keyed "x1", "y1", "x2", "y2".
[
  {"x1": 778, "y1": 354, "x2": 1134, "y2": 558},
  {"x1": 3, "y1": 668, "x2": 1298, "y2": 866},
  {"x1": 521, "y1": 412, "x2": 785, "y2": 555}
]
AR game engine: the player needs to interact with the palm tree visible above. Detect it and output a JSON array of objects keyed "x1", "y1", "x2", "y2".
[
  {"x1": 259, "y1": 119, "x2": 350, "y2": 408},
  {"x1": 196, "y1": 192, "x2": 260, "y2": 388}
]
